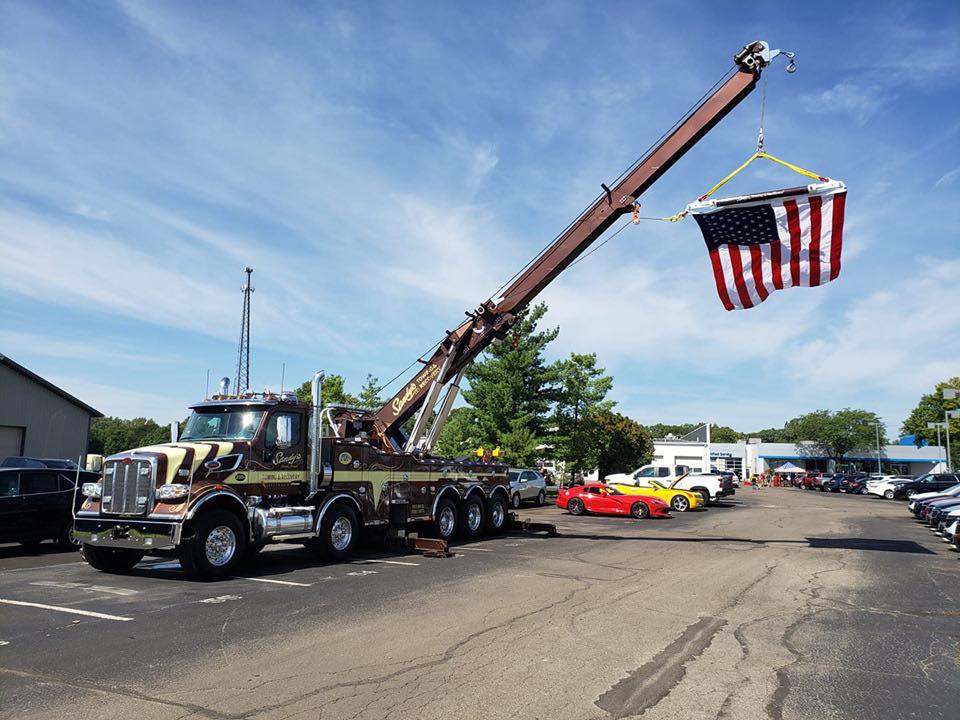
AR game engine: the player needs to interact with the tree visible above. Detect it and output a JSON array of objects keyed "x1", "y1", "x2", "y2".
[
  {"x1": 437, "y1": 303, "x2": 560, "y2": 466},
  {"x1": 784, "y1": 409, "x2": 885, "y2": 462},
  {"x1": 746, "y1": 427, "x2": 791, "y2": 443},
  {"x1": 710, "y1": 425, "x2": 741, "y2": 443},
  {"x1": 588, "y1": 410, "x2": 653, "y2": 480},
  {"x1": 295, "y1": 373, "x2": 359, "y2": 407},
  {"x1": 900, "y1": 377, "x2": 960, "y2": 448},
  {"x1": 553, "y1": 352, "x2": 614, "y2": 479},
  {"x1": 88, "y1": 417, "x2": 170, "y2": 456},
  {"x1": 357, "y1": 374, "x2": 383, "y2": 409}
]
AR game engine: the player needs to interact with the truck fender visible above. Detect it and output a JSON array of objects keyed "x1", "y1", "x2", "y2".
[
  {"x1": 186, "y1": 489, "x2": 247, "y2": 521},
  {"x1": 462, "y1": 484, "x2": 485, "y2": 502},
  {"x1": 185, "y1": 490, "x2": 251, "y2": 540},
  {"x1": 314, "y1": 493, "x2": 363, "y2": 534},
  {"x1": 431, "y1": 485, "x2": 462, "y2": 518},
  {"x1": 487, "y1": 484, "x2": 509, "y2": 504}
]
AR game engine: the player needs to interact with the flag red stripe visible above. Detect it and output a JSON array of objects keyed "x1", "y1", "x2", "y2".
[
  {"x1": 829, "y1": 192, "x2": 845, "y2": 280},
  {"x1": 785, "y1": 199, "x2": 802, "y2": 286},
  {"x1": 726, "y1": 245, "x2": 754, "y2": 309},
  {"x1": 749, "y1": 244, "x2": 769, "y2": 302},
  {"x1": 770, "y1": 228, "x2": 783, "y2": 289},
  {"x1": 709, "y1": 248, "x2": 735, "y2": 311},
  {"x1": 807, "y1": 195, "x2": 822, "y2": 286}
]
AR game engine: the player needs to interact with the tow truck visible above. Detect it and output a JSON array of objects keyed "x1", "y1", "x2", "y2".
[{"x1": 75, "y1": 41, "x2": 792, "y2": 579}]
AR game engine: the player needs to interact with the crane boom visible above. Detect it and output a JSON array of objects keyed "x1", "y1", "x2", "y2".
[{"x1": 350, "y1": 41, "x2": 786, "y2": 452}]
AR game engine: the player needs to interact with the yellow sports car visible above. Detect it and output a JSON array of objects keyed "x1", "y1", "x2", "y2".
[{"x1": 606, "y1": 479, "x2": 703, "y2": 512}]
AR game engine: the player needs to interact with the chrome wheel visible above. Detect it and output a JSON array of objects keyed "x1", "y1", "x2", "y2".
[
  {"x1": 204, "y1": 526, "x2": 237, "y2": 567},
  {"x1": 466, "y1": 503, "x2": 482, "y2": 532},
  {"x1": 672, "y1": 496, "x2": 689, "y2": 512},
  {"x1": 330, "y1": 515, "x2": 353, "y2": 551},
  {"x1": 490, "y1": 501, "x2": 505, "y2": 529},
  {"x1": 439, "y1": 506, "x2": 456, "y2": 537}
]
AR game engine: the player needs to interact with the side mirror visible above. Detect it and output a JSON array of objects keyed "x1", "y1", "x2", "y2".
[{"x1": 277, "y1": 416, "x2": 293, "y2": 448}]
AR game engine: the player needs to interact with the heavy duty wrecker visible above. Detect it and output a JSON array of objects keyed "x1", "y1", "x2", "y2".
[{"x1": 75, "y1": 41, "x2": 791, "y2": 579}]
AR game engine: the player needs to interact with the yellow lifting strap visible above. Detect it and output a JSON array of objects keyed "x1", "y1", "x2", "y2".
[{"x1": 634, "y1": 151, "x2": 831, "y2": 224}]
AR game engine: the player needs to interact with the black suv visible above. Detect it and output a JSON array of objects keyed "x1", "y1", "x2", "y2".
[
  {"x1": 892, "y1": 472, "x2": 960, "y2": 500},
  {"x1": 0, "y1": 467, "x2": 97, "y2": 548}
]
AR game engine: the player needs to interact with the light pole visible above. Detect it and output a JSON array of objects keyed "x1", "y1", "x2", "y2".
[
  {"x1": 874, "y1": 422, "x2": 882, "y2": 474},
  {"x1": 927, "y1": 421, "x2": 944, "y2": 471},
  {"x1": 944, "y1": 389, "x2": 958, "y2": 472}
]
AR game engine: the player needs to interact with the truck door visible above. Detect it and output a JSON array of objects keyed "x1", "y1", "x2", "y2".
[
  {"x1": 0, "y1": 472, "x2": 22, "y2": 543},
  {"x1": 258, "y1": 410, "x2": 309, "y2": 491}
]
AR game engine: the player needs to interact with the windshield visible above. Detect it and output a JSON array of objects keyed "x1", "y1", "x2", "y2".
[
  {"x1": 650, "y1": 480, "x2": 667, "y2": 489},
  {"x1": 181, "y1": 409, "x2": 265, "y2": 441}
]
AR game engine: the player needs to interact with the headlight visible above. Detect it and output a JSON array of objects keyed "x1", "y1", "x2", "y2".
[
  {"x1": 155, "y1": 483, "x2": 190, "y2": 501},
  {"x1": 81, "y1": 482, "x2": 102, "y2": 499}
]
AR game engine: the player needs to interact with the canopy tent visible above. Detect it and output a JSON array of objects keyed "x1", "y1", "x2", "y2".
[{"x1": 773, "y1": 461, "x2": 805, "y2": 474}]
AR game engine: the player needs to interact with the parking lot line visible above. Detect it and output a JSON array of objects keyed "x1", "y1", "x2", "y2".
[
  {"x1": 0, "y1": 598, "x2": 133, "y2": 622},
  {"x1": 352, "y1": 559, "x2": 420, "y2": 566},
  {"x1": 454, "y1": 545, "x2": 493, "y2": 552},
  {"x1": 237, "y1": 577, "x2": 313, "y2": 587}
]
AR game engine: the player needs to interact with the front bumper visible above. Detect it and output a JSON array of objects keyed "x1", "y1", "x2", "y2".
[{"x1": 74, "y1": 518, "x2": 182, "y2": 551}]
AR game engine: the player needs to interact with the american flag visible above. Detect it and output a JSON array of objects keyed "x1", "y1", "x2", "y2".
[{"x1": 688, "y1": 181, "x2": 847, "y2": 310}]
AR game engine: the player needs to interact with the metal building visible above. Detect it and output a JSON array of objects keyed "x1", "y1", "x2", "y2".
[{"x1": 0, "y1": 353, "x2": 102, "y2": 463}]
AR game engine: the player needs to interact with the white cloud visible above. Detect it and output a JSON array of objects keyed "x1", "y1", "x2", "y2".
[
  {"x1": 0, "y1": 331, "x2": 178, "y2": 365},
  {"x1": 47, "y1": 374, "x2": 187, "y2": 422},
  {"x1": 801, "y1": 82, "x2": 891, "y2": 125},
  {"x1": 935, "y1": 167, "x2": 960, "y2": 187},
  {"x1": 784, "y1": 256, "x2": 960, "y2": 395}
]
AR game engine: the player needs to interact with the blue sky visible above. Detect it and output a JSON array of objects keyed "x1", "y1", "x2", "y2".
[{"x1": 1, "y1": 0, "x2": 958, "y2": 436}]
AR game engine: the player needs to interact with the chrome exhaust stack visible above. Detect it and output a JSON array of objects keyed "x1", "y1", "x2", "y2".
[{"x1": 309, "y1": 371, "x2": 324, "y2": 496}]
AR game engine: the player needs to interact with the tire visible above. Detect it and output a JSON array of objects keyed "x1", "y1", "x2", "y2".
[
  {"x1": 906, "y1": 489, "x2": 917, "y2": 498},
  {"x1": 567, "y1": 498, "x2": 585, "y2": 516},
  {"x1": 314, "y1": 503, "x2": 359, "y2": 562},
  {"x1": 81, "y1": 544, "x2": 144, "y2": 573},
  {"x1": 671, "y1": 495, "x2": 690, "y2": 512},
  {"x1": 695, "y1": 489, "x2": 710, "y2": 506},
  {"x1": 431, "y1": 497, "x2": 458, "y2": 542},
  {"x1": 883, "y1": 489, "x2": 894, "y2": 500},
  {"x1": 485, "y1": 494, "x2": 509, "y2": 534},
  {"x1": 179, "y1": 509, "x2": 246, "y2": 580},
  {"x1": 58, "y1": 521, "x2": 81, "y2": 550},
  {"x1": 511, "y1": 493, "x2": 522, "y2": 509},
  {"x1": 536, "y1": 490, "x2": 546, "y2": 506},
  {"x1": 630, "y1": 501, "x2": 650, "y2": 519},
  {"x1": 458, "y1": 495, "x2": 484, "y2": 541}
]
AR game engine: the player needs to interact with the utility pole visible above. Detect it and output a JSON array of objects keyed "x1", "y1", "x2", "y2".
[
  {"x1": 874, "y1": 422, "x2": 882, "y2": 474},
  {"x1": 944, "y1": 389, "x2": 958, "y2": 472},
  {"x1": 235, "y1": 267, "x2": 254, "y2": 394},
  {"x1": 927, "y1": 421, "x2": 943, "y2": 471}
]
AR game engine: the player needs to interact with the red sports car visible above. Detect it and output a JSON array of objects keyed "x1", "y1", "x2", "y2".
[{"x1": 557, "y1": 483, "x2": 670, "y2": 519}]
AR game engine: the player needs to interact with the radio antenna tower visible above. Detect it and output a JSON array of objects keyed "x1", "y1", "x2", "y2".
[{"x1": 234, "y1": 267, "x2": 254, "y2": 394}]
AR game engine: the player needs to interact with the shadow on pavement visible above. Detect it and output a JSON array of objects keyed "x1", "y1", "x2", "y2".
[{"x1": 0, "y1": 542, "x2": 75, "y2": 560}]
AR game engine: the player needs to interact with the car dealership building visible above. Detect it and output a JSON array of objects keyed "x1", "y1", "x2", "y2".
[{"x1": 652, "y1": 430, "x2": 948, "y2": 479}]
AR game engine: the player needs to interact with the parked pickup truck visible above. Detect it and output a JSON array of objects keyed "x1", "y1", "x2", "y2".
[{"x1": 604, "y1": 464, "x2": 734, "y2": 505}]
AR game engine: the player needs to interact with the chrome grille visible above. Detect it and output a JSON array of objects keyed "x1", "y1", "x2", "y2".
[{"x1": 102, "y1": 458, "x2": 154, "y2": 515}]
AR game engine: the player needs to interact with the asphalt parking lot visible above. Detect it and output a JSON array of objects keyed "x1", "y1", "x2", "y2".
[{"x1": 1, "y1": 490, "x2": 958, "y2": 720}]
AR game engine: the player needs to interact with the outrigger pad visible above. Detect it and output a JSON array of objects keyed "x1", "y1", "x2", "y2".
[
  {"x1": 508, "y1": 513, "x2": 560, "y2": 537},
  {"x1": 687, "y1": 180, "x2": 847, "y2": 311},
  {"x1": 408, "y1": 536, "x2": 453, "y2": 558}
]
